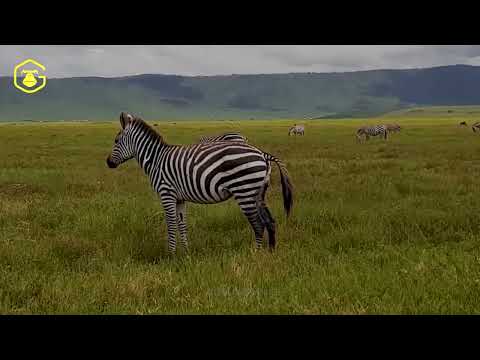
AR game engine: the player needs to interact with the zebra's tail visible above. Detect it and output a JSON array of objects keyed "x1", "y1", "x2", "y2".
[{"x1": 264, "y1": 152, "x2": 293, "y2": 217}]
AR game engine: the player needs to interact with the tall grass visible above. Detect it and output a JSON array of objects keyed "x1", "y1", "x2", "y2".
[{"x1": 0, "y1": 117, "x2": 479, "y2": 314}]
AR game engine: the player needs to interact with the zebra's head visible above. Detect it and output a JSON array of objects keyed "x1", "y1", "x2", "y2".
[
  {"x1": 106, "y1": 112, "x2": 136, "y2": 168},
  {"x1": 356, "y1": 127, "x2": 365, "y2": 141}
]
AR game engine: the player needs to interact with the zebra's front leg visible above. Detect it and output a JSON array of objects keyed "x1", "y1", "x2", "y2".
[
  {"x1": 159, "y1": 192, "x2": 178, "y2": 254},
  {"x1": 176, "y1": 200, "x2": 188, "y2": 251}
]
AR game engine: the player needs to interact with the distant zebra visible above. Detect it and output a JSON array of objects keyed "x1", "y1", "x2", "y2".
[
  {"x1": 356, "y1": 124, "x2": 388, "y2": 142},
  {"x1": 472, "y1": 122, "x2": 480, "y2": 132},
  {"x1": 289, "y1": 124, "x2": 305, "y2": 136},
  {"x1": 459, "y1": 121, "x2": 467, "y2": 127},
  {"x1": 198, "y1": 132, "x2": 248, "y2": 143},
  {"x1": 106, "y1": 113, "x2": 293, "y2": 254},
  {"x1": 386, "y1": 123, "x2": 401, "y2": 133}
]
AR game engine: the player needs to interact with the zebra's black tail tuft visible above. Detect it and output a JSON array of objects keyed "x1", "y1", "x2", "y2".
[{"x1": 264, "y1": 153, "x2": 294, "y2": 217}]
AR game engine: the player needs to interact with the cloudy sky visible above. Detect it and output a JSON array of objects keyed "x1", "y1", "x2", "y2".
[{"x1": 2, "y1": 45, "x2": 480, "y2": 78}]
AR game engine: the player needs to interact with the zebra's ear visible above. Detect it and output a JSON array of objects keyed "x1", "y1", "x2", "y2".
[{"x1": 120, "y1": 112, "x2": 134, "y2": 129}]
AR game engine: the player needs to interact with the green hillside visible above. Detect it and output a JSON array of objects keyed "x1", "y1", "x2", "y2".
[
  {"x1": 2, "y1": 64, "x2": 480, "y2": 121},
  {"x1": 382, "y1": 105, "x2": 480, "y2": 118}
]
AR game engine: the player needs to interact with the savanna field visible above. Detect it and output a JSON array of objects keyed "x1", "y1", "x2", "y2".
[{"x1": 1, "y1": 113, "x2": 480, "y2": 314}]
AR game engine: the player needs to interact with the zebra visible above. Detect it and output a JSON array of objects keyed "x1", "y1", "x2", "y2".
[
  {"x1": 386, "y1": 123, "x2": 401, "y2": 133},
  {"x1": 289, "y1": 124, "x2": 305, "y2": 136},
  {"x1": 459, "y1": 121, "x2": 467, "y2": 127},
  {"x1": 356, "y1": 124, "x2": 388, "y2": 142},
  {"x1": 472, "y1": 122, "x2": 480, "y2": 132},
  {"x1": 198, "y1": 132, "x2": 248, "y2": 144},
  {"x1": 106, "y1": 113, "x2": 293, "y2": 254}
]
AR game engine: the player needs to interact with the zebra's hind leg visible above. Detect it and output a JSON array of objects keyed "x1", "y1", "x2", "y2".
[
  {"x1": 256, "y1": 183, "x2": 276, "y2": 250},
  {"x1": 234, "y1": 194, "x2": 265, "y2": 249},
  {"x1": 176, "y1": 200, "x2": 188, "y2": 251}
]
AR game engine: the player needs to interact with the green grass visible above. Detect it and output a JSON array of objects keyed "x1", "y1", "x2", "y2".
[{"x1": 1, "y1": 117, "x2": 480, "y2": 314}]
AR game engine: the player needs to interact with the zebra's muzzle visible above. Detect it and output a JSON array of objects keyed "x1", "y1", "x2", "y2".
[{"x1": 106, "y1": 156, "x2": 118, "y2": 168}]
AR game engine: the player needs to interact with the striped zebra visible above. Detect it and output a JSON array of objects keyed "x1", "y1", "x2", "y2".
[
  {"x1": 289, "y1": 125, "x2": 305, "y2": 136},
  {"x1": 386, "y1": 123, "x2": 401, "y2": 133},
  {"x1": 356, "y1": 124, "x2": 388, "y2": 142},
  {"x1": 106, "y1": 113, "x2": 293, "y2": 254},
  {"x1": 198, "y1": 132, "x2": 248, "y2": 143},
  {"x1": 472, "y1": 122, "x2": 480, "y2": 132}
]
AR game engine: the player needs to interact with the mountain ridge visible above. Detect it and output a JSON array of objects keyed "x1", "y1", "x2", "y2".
[
  {"x1": 3, "y1": 63, "x2": 474, "y2": 80},
  {"x1": 1, "y1": 64, "x2": 480, "y2": 121}
]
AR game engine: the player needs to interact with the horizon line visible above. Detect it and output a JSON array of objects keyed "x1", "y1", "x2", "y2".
[{"x1": 0, "y1": 63, "x2": 475, "y2": 79}]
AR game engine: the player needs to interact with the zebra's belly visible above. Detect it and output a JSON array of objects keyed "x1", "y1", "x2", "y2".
[
  {"x1": 171, "y1": 176, "x2": 234, "y2": 204},
  {"x1": 182, "y1": 190, "x2": 233, "y2": 204}
]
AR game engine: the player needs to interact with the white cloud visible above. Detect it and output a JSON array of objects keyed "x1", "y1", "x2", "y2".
[{"x1": 0, "y1": 45, "x2": 478, "y2": 78}]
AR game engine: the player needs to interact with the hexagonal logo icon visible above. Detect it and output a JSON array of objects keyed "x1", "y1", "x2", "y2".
[{"x1": 13, "y1": 59, "x2": 47, "y2": 94}]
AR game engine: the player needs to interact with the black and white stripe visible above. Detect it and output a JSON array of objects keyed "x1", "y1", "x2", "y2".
[
  {"x1": 107, "y1": 113, "x2": 293, "y2": 254},
  {"x1": 472, "y1": 122, "x2": 480, "y2": 132},
  {"x1": 198, "y1": 132, "x2": 248, "y2": 143},
  {"x1": 356, "y1": 124, "x2": 388, "y2": 142}
]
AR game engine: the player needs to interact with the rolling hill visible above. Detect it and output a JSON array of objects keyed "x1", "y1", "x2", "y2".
[{"x1": 2, "y1": 64, "x2": 480, "y2": 121}]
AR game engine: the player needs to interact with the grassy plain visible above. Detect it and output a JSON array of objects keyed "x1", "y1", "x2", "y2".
[{"x1": 1, "y1": 113, "x2": 480, "y2": 314}]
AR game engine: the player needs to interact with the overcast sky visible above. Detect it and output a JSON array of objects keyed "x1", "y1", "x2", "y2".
[{"x1": 2, "y1": 45, "x2": 480, "y2": 78}]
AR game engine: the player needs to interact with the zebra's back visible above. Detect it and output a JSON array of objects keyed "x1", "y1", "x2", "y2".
[
  {"x1": 198, "y1": 132, "x2": 248, "y2": 143},
  {"x1": 363, "y1": 124, "x2": 387, "y2": 136}
]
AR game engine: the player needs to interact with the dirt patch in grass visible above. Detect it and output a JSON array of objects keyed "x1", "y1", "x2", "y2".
[
  {"x1": 0, "y1": 183, "x2": 49, "y2": 197},
  {"x1": 65, "y1": 183, "x2": 100, "y2": 198}
]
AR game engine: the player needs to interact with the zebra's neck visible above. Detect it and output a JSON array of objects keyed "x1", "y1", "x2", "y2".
[{"x1": 132, "y1": 124, "x2": 166, "y2": 176}]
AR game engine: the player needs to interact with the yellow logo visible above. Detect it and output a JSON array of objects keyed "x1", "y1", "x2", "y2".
[{"x1": 13, "y1": 59, "x2": 47, "y2": 94}]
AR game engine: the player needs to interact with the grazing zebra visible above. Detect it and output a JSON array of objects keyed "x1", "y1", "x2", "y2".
[
  {"x1": 459, "y1": 121, "x2": 467, "y2": 127},
  {"x1": 289, "y1": 124, "x2": 305, "y2": 136},
  {"x1": 472, "y1": 122, "x2": 480, "y2": 132},
  {"x1": 106, "y1": 113, "x2": 293, "y2": 254},
  {"x1": 356, "y1": 124, "x2": 388, "y2": 142},
  {"x1": 198, "y1": 132, "x2": 248, "y2": 144},
  {"x1": 386, "y1": 123, "x2": 401, "y2": 133}
]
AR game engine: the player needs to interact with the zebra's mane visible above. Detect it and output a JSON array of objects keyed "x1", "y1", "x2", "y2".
[{"x1": 131, "y1": 117, "x2": 165, "y2": 143}]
